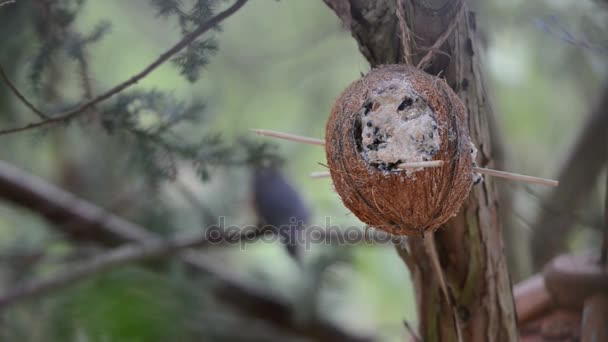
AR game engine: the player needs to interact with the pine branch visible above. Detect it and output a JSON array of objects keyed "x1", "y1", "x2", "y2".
[
  {"x1": 0, "y1": 0, "x2": 249, "y2": 135},
  {"x1": 73, "y1": 42, "x2": 94, "y2": 100}
]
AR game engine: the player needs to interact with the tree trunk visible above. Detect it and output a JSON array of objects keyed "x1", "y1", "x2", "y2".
[{"x1": 322, "y1": 0, "x2": 518, "y2": 340}]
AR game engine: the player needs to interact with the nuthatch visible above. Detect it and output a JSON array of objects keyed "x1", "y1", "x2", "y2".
[{"x1": 251, "y1": 164, "x2": 310, "y2": 260}]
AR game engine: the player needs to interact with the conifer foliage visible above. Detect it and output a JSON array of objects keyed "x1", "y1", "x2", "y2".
[{"x1": 1, "y1": 0, "x2": 276, "y2": 184}]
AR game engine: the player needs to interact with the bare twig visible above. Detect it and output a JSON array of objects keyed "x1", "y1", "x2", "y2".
[
  {"x1": 0, "y1": 230, "x2": 211, "y2": 308},
  {"x1": 423, "y1": 232, "x2": 463, "y2": 342},
  {"x1": 416, "y1": 2, "x2": 464, "y2": 70},
  {"x1": 473, "y1": 167, "x2": 558, "y2": 187},
  {"x1": 602, "y1": 143, "x2": 608, "y2": 266},
  {"x1": 0, "y1": 0, "x2": 15, "y2": 8},
  {"x1": 0, "y1": 0, "x2": 249, "y2": 135},
  {"x1": 535, "y1": 15, "x2": 608, "y2": 55},
  {"x1": 75, "y1": 50, "x2": 94, "y2": 101},
  {"x1": 403, "y1": 320, "x2": 421, "y2": 342},
  {"x1": 0, "y1": 65, "x2": 49, "y2": 119},
  {"x1": 522, "y1": 185, "x2": 602, "y2": 231}
]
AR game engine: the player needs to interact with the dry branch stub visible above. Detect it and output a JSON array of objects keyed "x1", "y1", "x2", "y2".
[{"x1": 325, "y1": 65, "x2": 479, "y2": 236}]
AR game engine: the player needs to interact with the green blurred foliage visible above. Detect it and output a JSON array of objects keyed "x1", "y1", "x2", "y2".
[{"x1": 0, "y1": 0, "x2": 606, "y2": 341}]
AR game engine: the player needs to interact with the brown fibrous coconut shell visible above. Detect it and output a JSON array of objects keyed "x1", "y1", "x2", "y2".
[{"x1": 325, "y1": 65, "x2": 474, "y2": 236}]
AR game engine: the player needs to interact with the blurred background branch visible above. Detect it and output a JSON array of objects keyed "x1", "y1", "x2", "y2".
[
  {"x1": 530, "y1": 81, "x2": 608, "y2": 268},
  {"x1": 0, "y1": 159, "x2": 372, "y2": 341}
]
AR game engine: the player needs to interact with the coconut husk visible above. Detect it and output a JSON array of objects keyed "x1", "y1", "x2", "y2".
[{"x1": 325, "y1": 65, "x2": 474, "y2": 235}]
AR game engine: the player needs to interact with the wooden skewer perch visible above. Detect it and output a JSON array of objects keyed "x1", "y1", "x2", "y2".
[
  {"x1": 251, "y1": 129, "x2": 559, "y2": 187},
  {"x1": 318, "y1": 161, "x2": 443, "y2": 174},
  {"x1": 471, "y1": 167, "x2": 557, "y2": 187},
  {"x1": 250, "y1": 129, "x2": 325, "y2": 146},
  {"x1": 400, "y1": 160, "x2": 444, "y2": 169},
  {"x1": 310, "y1": 171, "x2": 332, "y2": 179},
  {"x1": 310, "y1": 162, "x2": 443, "y2": 176},
  {"x1": 309, "y1": 169, "x2": 558, "y2": 187}
]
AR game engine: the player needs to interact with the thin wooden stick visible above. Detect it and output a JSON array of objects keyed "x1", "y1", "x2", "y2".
[
  {"x1": 312, "y1": 166, "x2": 559, "y2": 187},
  {"x1": 310, "y1": 171, "x2": 331, "y2": 179},
  {"x1": 0, "y1": 0, "x2": 250, "y2": 135},
  {"x1": 251, "y1": 129, "x2": 559, "y2": 187},
  {"x1": 399, "y1": 160, "x2": 444, "y2": 169},
  {"x1": 0, "y1": 65, "x2": 49, "y2": 119},
  {"x1": 473, "y1": 167, "x2": 558, "y2": 187},
  {"x1": 250, "y1": 129, "x2": 325, "y2": 146},
  {"x1": 310, "y1": 161, "x2": 444, "y2": 178}
]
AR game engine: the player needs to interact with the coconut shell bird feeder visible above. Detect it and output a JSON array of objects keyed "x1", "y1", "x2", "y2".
[{"x1": 252, "y1": 65, "x2": 557, "y2": 237}]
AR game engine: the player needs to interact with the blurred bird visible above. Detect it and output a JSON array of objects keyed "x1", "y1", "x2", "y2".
[{"x1": 251, "y1": 163, "x2": 310, "y2": 261}]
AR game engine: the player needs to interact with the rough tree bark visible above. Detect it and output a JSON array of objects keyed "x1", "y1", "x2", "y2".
[{"x1": 322, "y1": 0, "x2": 517, "y2": 341}]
